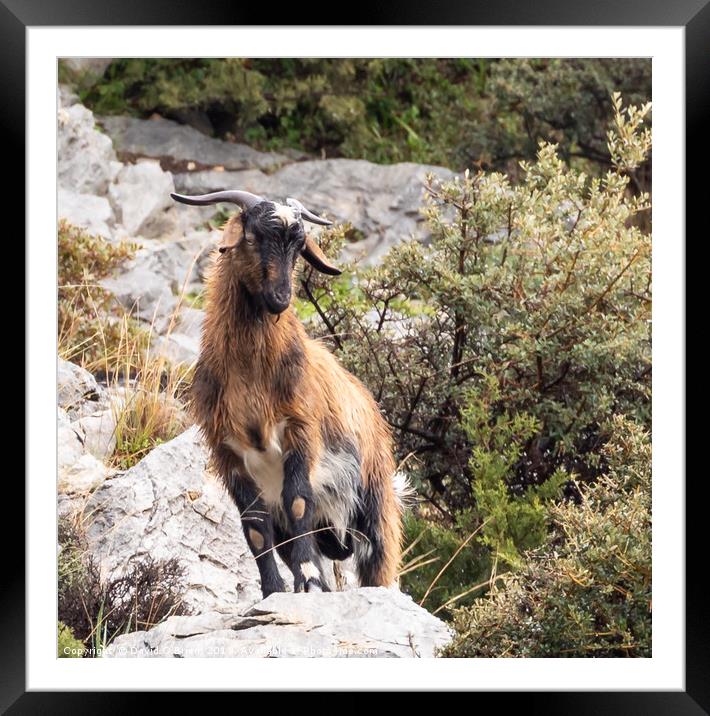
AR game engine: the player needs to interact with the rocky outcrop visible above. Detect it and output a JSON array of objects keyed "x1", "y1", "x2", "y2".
[
  {"x1": 57, "y1": 189, "x2": 115, "y2": 240},
  {"x1": 100, "y1": 230, "x2": 216, "y2": 331},
  {"x1": 57, "y1": 88, "x2": 211, "y2": 244},
  {"x1": 58, "y1": 358, "x2": 102, "y2": 417},
  {"x1": 73, "y1": 408, "x2": 117, "y2": 461},
  {"x1": 174, "y1": 159, "x2": 454, "y2": 266},
  {"x1": 58, "y1": 403, "x2": 112, "y2": 505},
  {"x1": 57, "y1": 360, "x2": 116, "y2": 506},
  {"x1": 153, "y1": 305, "x2": 205, "y2": 364},
  {"x1": 81, "y1": 426, "x2": 270, "y2": 614},
  {"x1": 62, "y1": 58, "x2": 113, "y2": 82},
  {"x1": 98, "y1": 114, "x2": 290, "y2": 174},
  {"x1": 94, "y1": 113, "x2": 455, "y2": 266},
  {"x1": 104, "y1": 588, "x2": 452, "y2": 658},
  {"x1": 108, "y1": 161, "x2": 176, "y2": 238},
  {"x1": 58, "y1": 102, "x2": 122, "y2": 196}
]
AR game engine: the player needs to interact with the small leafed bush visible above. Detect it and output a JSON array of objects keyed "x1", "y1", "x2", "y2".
[
  {"x1": 399, "y1": 377, "x2": 567, "y2": 617},
  {"x1": 73, "y1": 59, "x2": 650, "y2": 181},
  {"x1": 57, "y1": 622, "x2": 84, "y2": 658},
  {"x1": 58, "y1": 518, "x2": 190, "y2": 655},
  {"x1": 443, "y1": 415, "x2": 651, "y2": 657},
  {"x1": 297, "y1": 96, "x2": 651, "y2": 633},
  {"x1": 301, "y1": 95, "x2": 651, "y2": 520}
]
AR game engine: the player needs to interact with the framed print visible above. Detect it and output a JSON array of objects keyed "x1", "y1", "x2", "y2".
[{"x1": 7, "y1": 0, "x2": 701, "y2": 707}]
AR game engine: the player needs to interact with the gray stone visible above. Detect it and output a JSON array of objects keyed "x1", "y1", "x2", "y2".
[
  {"x1": 73, "y1": 408, "x2": 117, "y2": 461},
  {"x1": 109, "y1": 160, "x2": 176, "y2": 238},
  {"x1": 82, "y1": 426, "x2": 271, "y2": 614},
  {"x1": 59, "y1": 452, "x2": 111, "y2": 495},
  {"x1": 57, "y1": 359, "x2": 102, "y2": 417},
  {"x1": 58, "y1": 407, "x2": 85, "y2": 471},
  {"x1": 174, "y1": 159, "x2": 455, "y2": 266},
  {"x1": 58, "y1": 102, "x2": 122, "y2": 195},
  {"x1": 58, "y1": 189, "x2": 115, "y2": 239},
  {"x1": 62, "y1": 58, "x2": 113, "y2": 80},
  {"x1": 102, "y1": 232, "x2": 216, "y2": 331},
  {"x1": 104, "y1": 588, "x2": 453, "y2": 658},
  {"x1": 58, "y1": 84, "x2": 79, "y2": 109},
  {"x1": 154, "y1": 332, "x2": 200, "y2": 366},
  {"x1": 102, "y1": 259, "x2": 177, "y2": 331},
  {"x1": 98, "y1": 115, "x2": 291, "y2": 173},
  {"x1": 175, "y1": 306, "x2": 205, "y2": 342},
  {"x1": 58, "y1": 407, "x2": 111, "y2": 496},
  {"x1": 147, "y1": 292, "x2": 205, "y2": 365}
]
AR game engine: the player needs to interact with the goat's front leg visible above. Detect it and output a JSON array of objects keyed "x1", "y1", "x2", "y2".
[
  {"x1": 228, "y1": 474, "x2": 286, "y2": 598},
  {"x1": 281, "y1": 450, "x2": 329, "y2": 593}
]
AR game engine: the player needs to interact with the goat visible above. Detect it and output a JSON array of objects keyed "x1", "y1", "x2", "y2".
[{"x1": 171, "y1": 189, "x2": 405, "y2": 595}]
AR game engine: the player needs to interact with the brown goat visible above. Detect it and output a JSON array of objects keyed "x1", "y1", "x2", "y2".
[{"x1": 172, "y1": 190, "x2": 405, "y2": 595}]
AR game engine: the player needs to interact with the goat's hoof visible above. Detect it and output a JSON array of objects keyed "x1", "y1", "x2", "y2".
[
  {"x1": 293, "y1": 575, "x2": 329, "y2": 593},
  {"x1": 261, "y1": 578, "x2": 286, "y2": 598},
  {"x1": 305, "y1": 577, "x2": 330, "y2": 593}
]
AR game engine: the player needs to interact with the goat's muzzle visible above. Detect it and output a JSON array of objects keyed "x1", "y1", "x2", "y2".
[{"x1": 263, "y1": 288, "x2": 291, "y2": 315}]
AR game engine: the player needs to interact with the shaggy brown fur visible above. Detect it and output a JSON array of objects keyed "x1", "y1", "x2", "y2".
[{"x1": 191, "y1": 213, "x2": 403, "y2": 589}]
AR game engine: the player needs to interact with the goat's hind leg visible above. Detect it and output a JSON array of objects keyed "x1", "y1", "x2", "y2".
[
  {"x1": 354, "y1": 477, "x2": 401, "y2": 587},
  {"x1": 226, "y1": 472, "x2": 286, "y2": 598}
]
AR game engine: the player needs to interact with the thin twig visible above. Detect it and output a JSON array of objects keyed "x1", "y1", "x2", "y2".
[{"x1": 419, "y1": 518, "x2": 490, "y2": 608}]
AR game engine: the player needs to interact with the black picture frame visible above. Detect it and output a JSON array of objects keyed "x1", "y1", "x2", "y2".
[{"x1": 7, "y1": 0, "x2": 698, "y2": 708}]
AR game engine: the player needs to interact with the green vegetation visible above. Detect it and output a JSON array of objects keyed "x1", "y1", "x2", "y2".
[
  {"x1": 58, "y1": 622, "x2": 84, "y2": 658},
  {"x1": 300, "y1": 95, "x2": 651, "y2": 629},
  {"x1": 443, "y1": 416, "x2": 651, "y2": 657},
  {"x1": 60, "y1": 57, "x2": 653, "y2": 656},
  {"x1": 302, "y1": 95, "x2": 650, "y2": 510},
  {"x1": 72, "y1": 59, "x2": 650, "y2": 181},
  {"x1": 58, "y1": 517, "x2": 189, "y2": 656}
]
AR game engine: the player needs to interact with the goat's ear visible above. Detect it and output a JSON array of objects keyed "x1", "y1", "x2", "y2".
[
  {"x1": 218, "y1": 215, "x2": 244, "y2": 254},
  {"x1": 301, "y1": 236, "x2": 342, "y2": 276}
]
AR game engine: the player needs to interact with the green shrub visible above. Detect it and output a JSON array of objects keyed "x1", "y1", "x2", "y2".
[
  {"x1": 399, "y1": 377, "x2": 566, "y2": 617},
  {"x1": 399, "y1": 513, "x2": 492, "y2": 617},
  {"x1": 58, "y1": 622, "x2": 84, "y2": 658},
  {"x1": 443, "y1": 415, "x2": 652, "y2": 657},
  {"x1": 73, "y1": 59, "x2": 650, "y2": 177},
  {"x1": 302, "y1": 95, "x2": 651, "y2": 519},
  {"x1": 481, "y1": 59, "x2": 652, "y2": 177},
  {"x1": 463, "y1": 376, "x2": 568, "y2": 568}
]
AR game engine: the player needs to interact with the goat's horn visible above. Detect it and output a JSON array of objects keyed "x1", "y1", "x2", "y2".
[
  {"x1": 286, "y1": 197, "x2": 333, "y2": 226},
  {"x1": 170, "y1": 190, "x2": 264, "y2": 210}
]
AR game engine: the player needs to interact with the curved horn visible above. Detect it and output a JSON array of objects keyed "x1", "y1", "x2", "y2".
[
  {"x1": 286, "y1": 197, "x2": 333, "y2": 226},
  {"x1": 170, "y1": 190, "x2": 264, "y2": 210},
  {"x1": 301, "y1": 236, "x2": 341, "y2": 276}
]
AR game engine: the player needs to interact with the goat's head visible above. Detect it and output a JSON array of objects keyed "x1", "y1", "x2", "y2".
[{"x1": 171, "y1": 190, "x2": 341, "y2": 315}]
